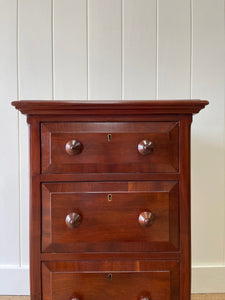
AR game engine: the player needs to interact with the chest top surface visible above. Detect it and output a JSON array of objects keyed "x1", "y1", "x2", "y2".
[{"x1": 12, "y1": 99, "x2": 208, "y2": 115}]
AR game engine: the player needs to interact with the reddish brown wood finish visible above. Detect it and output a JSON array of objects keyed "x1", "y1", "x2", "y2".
[
  {"x1": 42, "y1": 260, "x2": 179, "y2": 300},
  {"x1": 12, "y1": 100, "x2": 209, "y2": 300},
  {"x1": 42, "y1": 181, "x2": 179, "y2": 252},
  {"x1": 179, "y1": 115, "x2": 192, "y2": 300},
  {"x1": 39, "y1": 172, "x2": 180, "y2": 182},
  {"x1": 11, "y1": 99, "x2": 208, "y2": 115},
  {"x1": 28, "y1": 118, "x2": 41, "y2": 300},
  {"x1": 41, "y1": 122, "x2": 179, "y2": 174}
]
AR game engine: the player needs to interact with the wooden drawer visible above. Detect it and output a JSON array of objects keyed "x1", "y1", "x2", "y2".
[
  {"x1": 42, "y1": 260, "x2": 179, "y2": 300},
  {"x1": 41, "y1": 122, "x2": 179, "y2": 174},
  {"x1": 42, "y1": 181, "x2": 179, "y2": 252}
]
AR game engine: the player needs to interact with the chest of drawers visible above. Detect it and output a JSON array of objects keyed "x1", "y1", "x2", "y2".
[{"x1": 12, "y1": 100, "x2": 208, "y2": 300}]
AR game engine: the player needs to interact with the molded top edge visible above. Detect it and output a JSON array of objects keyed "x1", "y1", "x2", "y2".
[{"x1": 11, "y1": 99, "x2": 209, "y2": 115}]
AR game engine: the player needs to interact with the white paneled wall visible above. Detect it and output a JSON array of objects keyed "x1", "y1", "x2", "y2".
[
  {"x1": 191, "y1": 0, "x2": 225, "y2": 292},
  {"x1": 0, "y1": 0, "x2": 19, "y2": 266},
  {"x1": 89, "y1": 0, "x2": 122, "y2": 99},
  {"x1": 18, "y1": 0, "x2": 53, "y2": 270},
  {"x1": 0, "y1": 0, "x2": 224, "y2": 295},
  {"x1": 123, "y1": 0, "x2": 157, "y2": 99},
  {"x1": 54, "y1": 0, "x2": 87, "y2": 99},
  {"x1": 157, "y1": 0, "x2": 191, "y2": 98}
]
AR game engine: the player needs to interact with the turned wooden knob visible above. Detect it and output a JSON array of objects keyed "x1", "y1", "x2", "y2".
[
  {"x1": 65, "y1": 139, "x2": 82, "y2": 155},
  {"x1": 140, "y1": 297, "x2": 150, "y2": 300},
  {"x1": 139, "y1": 211, "x2": 154, "y2": 227},
  {"x1": 71, "y1": 298, "x2": 80, "y2": 300},
  {"x1": 138, "y1": 140, "x2": 153, "y2": 155},
  {"x1": 65, "y1": 212, "x2": 82, "y2": 229}
]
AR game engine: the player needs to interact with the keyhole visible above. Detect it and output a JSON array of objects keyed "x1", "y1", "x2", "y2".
[
  {"x1": 108, "y1": 194, "x2": 112, "y2": 202},
  {"x1": 108, "y1": 273, "x2": 112, "y2": 280},
  {"x1": 107, "y1": 134, "x2": 112, "y2": 142}
]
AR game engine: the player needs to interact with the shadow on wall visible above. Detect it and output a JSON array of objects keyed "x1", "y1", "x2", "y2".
[{"x1": 191, "y1": 135, "x2": 224, "y2": 265}]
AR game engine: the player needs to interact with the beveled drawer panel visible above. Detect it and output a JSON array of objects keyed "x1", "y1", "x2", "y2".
[
  {"x1": 41, "y1": 122, "x2": 179, "y2": 174},
  {"x1": 42, "y1": 260, "x2": 179, "y2": 300},
  {"x1": 42, "y1": 181, "x2": 179, "y2": 252}
]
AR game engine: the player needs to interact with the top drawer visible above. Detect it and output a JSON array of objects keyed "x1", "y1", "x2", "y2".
[{"x1": 41, "y1": 122, "x2": 179, "y2": 174}]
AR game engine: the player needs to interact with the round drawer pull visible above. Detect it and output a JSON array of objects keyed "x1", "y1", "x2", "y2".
[
  {"x1": 65, "y1": 139, "x2": 82, "y2": 155},
  {"x1": 65, "y1": 212, "x2": 82, "y2": 229},
  {"x1": 140, "y1": 297, "x2": 151, "y2": 300},
  {"x1": 138, "y1": 140, "x2": 153, "y2": 155},
  {"x1": 71, "y1": 298, "x2": 79, "y2": 300},
  {"x1": 138, "y1": 211, "x2": 154, "y2": 227}
]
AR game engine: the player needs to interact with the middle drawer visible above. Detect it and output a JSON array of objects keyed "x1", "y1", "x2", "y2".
[{"x1": 42, "y1": 181, "x2": 179, "y2": 253}]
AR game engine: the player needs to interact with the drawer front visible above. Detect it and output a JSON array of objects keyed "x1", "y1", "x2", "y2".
[
  {"x1": 41, "y1": 122, "x2": 179, "y2": 174},
  {"x1": 42, "y1": 260, "x2": 179, "y2": 300},
  {"x1": 42, "y1": 181, "x2": 179, "y2": 252}
]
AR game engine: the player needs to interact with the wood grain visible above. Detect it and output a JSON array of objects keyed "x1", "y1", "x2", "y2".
[
  {"x1": 192, "y1": 296, "x2": 225, "y2": 300},
  {"x1": 41, "y1": 121, "x2": 179, "y2": 174},
  {"x1": 13, "y1": 100, "x2": 208, "y2": 299},
  {"x1": 28, "y1": 118, "x2": 41, "y2": 300},
  {"x1": 11, "y1": 100, "x2": 209, "y2": 115},
  {"x1": 42, "y1": 181, "x2": 179, "y2": 252},
  {"x1": 0, "y1": 294, "x2": 225, "y2": 300},
  {"x1": 1, "y1": 295, "x2": 224, "y2": 300},
  {"x1": 0, "y1": 298, "x2": 30, "y2": 300},
  {"x1": 179, "y1": 115, "x2": 192, "y2": 300},
  {"x1": 42, "y1": 260, "x2": 179, "y2": 300}
]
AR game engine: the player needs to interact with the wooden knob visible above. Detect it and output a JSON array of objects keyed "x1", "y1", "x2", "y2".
[
  {"x1": 139, "y1": 212, "x2": 154, "y2": 227},
  {"x1": 138, "y1": 140, "x2": 153, "y2": 155},
  {"x1": 71, "y1": 298, "x2": 79, "y2": 300},
  {"x1": 65, "y1": 212, "x2": 82, "y2": 229},
  {"x1": 140, "y1": 297, "x2": 150, "y2": 300},
  {"x1": 65, "y1": 139, "x2": 82, "y2": 155}
]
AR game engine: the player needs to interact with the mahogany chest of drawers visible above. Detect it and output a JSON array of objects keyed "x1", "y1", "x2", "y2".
[{"x1": 12, "y1": 100, "x2": 208, "y2": 300}]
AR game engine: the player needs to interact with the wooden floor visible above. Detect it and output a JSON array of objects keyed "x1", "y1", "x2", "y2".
[{"x1": 0, "y1": 295, "x2": 225, "y2": 300}]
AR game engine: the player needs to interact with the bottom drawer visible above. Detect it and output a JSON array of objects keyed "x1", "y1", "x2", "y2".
[{"x1": 42, "y1": 260, "x2": 179, "y2": 300}]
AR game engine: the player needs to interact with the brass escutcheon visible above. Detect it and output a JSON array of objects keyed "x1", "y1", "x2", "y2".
[
  {"x1": 108, "y1": 194, "x2": 112, "y2": 202},
  {"x1": 107, "y1": 133, "x2": 112, "y2": 142}
]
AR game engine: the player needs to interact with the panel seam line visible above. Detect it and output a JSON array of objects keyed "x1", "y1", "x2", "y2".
[
  {"x1": 17, "y1": 0, "x2": 21, "y2": 268},
  {"x1": 121, "y1": 0, "x2": 124, "y2": 100},
  {"x1": 156, "y1": 0, "x2": 159, "y2": 100},
  {"x1": 51, "y1": 0, "x2": 55, "y2": 100}
]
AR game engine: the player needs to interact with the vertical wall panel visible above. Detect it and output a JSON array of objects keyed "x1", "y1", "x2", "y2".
[
  {"x1": 191, "y1": 0, "x2": 225, "y2": 266},
  {"x1": 123, "y1": 0, "x2": 157, "y2": 100},
  {"x1": 19, "y1": 0, "x2": 52, "y2": 99},
  {"x1": 157, "y1": 0, "x2": 191, "y2": 98},
  {"x1": 0, "y1": 0, "x2": 19, "y2": 265},
  {"x1": 19, "y1": 0, "x2": 52, "y2": 265},
  {"x1": 54, "y1": 0, "x2": 87, "y2": 100},
  {"x1": 88, "y1": 0, "x2": 122, "y2": 100}
]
